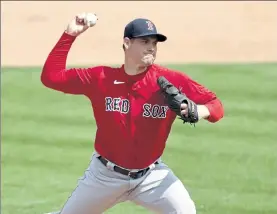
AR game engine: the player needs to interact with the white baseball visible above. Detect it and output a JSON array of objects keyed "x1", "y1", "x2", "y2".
[{"x1": 85, "y1": 13, "x2": 98, "y2": 27}]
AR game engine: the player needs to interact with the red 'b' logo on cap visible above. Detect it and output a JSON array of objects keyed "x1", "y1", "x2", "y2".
[{"x1": 146, "y1": 21, "x2": 154, "y2": 31}]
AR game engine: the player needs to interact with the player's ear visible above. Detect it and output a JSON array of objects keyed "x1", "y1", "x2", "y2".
[{"x1": 123, "y1": 37, "x2": 131, "y2": 50}]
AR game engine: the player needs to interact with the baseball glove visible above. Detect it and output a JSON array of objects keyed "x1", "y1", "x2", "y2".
[{"x1": 157, "y1": 76, "x2": 199, "y2": 124}]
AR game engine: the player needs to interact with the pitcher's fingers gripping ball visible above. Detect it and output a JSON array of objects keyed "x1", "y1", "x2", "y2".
[
  {"x1": 157, "y1": 76, "x2": 199, "y2": 124},
  {"x1": 75, "y1": 12, "x2": 98, "y2": 27},
  {"x1": 66, "y1": 12, "x2": 98, "y2": 37}
]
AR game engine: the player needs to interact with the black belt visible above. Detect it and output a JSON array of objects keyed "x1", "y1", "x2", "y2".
[{"x1": 97, "y1": 156, "x2": 158, "y2": 179}]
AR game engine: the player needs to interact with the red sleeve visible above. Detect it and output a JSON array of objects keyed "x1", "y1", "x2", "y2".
[
  {"x1": 41, "y1": 32, "x2": 101, "y2": 95},
  {"x1": 177, "y1": 72, "x2": 224, "y2": 123}
]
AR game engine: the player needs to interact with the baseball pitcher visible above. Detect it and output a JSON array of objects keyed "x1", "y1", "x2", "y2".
[{"x1": 41, "y1": 12, "x2": 224, "y2": 214}]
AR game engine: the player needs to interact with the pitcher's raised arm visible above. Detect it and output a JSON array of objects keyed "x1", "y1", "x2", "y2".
[{"x1": 41, "y1": 13, "x2": 100, "y2": 95}]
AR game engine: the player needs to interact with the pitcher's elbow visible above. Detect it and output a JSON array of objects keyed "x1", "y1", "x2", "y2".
[{"x1": 41, "y1": 72, "x2": 51, "y2": 88}]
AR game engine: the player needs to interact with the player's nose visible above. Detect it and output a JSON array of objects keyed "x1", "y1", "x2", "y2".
[
  {"x1": 147, "y1": 44, "x2": 155, "y2": 51},
  {"x1": 147, "y1": 48, "x2": 155, "y2": 54}
]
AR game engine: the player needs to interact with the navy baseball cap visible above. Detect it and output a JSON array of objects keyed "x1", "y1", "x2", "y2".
[{"x1": 124, "y1": 18, "x2": 167, "y2": 42}]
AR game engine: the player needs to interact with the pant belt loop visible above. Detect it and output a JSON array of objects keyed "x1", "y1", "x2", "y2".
[
  {"x1": 106, "y1": 160, "x2": 116, "y2": 171},
  {"x1": 148, "y1": 162, "x2": 156, "y2": 171}
]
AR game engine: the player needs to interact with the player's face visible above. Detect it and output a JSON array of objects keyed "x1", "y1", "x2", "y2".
[{"x1": 125, "y1": 36, "x2": 158, "y2": 66}]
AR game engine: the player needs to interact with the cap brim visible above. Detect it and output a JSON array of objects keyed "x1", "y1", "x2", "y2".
[
  {"x1": 156, "y1": 34, "x2": 167, "y2": 42},
  {"x1": 131, "y1": 33, "x2": 167, "y2": 42}
]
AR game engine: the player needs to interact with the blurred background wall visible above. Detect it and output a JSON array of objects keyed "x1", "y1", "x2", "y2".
[{"x1": 1, "y1": 1, "x2": 277, "y2": 66}]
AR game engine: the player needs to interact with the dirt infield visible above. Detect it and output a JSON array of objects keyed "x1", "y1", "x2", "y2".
[{"x1": 2, "y1": 1, "x2": 277, "y2": 66}]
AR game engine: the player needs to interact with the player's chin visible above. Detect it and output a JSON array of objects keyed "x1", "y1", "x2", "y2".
[{"x1": 141, "y1": 56, "x2": 155, "y2": 66}]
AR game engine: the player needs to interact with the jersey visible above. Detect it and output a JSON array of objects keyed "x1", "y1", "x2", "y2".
[{"x1": 41, "y1": 32, "x2": 224, "y2": 169}]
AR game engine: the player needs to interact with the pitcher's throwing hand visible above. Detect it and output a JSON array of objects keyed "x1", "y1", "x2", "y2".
[{"x1": 65, "y1": 12, "x2": 98, "y2": 36}]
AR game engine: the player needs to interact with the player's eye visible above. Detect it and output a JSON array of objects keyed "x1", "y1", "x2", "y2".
[{"x1": 141, "y1": 40, "x2": 149, "y2": 44}]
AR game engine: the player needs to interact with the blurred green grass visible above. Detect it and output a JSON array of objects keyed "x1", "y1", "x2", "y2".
[{"x1": 2, "y1": 63, "x2": 277, "y2": 214}]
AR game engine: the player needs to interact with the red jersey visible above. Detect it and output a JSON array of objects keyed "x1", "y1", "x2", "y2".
[{"x1": 41, "y1": 32, "x2": 224, "y2": 169}]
